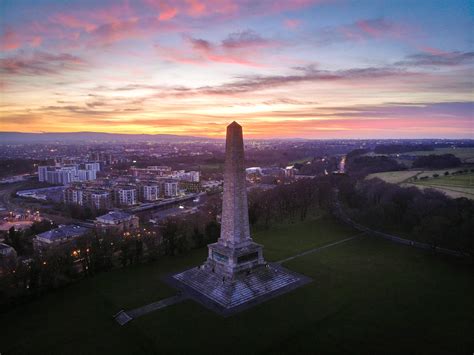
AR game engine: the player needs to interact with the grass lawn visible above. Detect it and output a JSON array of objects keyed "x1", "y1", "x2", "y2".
[
  {"x1": 409, "y1": 173, "x2": 474, "y2": 199},
  {"x1": 253, "y1": 215, "x2": 357, "y2": 261},
  {"x1": 367, "y1": 170, "x2": 421, "y2": 184},
  {"x1": 414, "y1": 173, "x2": 474, "y2": 188},
  {"x1": 367, "y1": 170, "x2": 474, "y2": 199},
  {"x1": 1, "y1": 216, "x2": 473, "y2": 354}
]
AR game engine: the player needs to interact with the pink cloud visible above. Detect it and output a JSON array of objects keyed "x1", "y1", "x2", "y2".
[
  {"x1": 88, "y1": 18, "x2": 142, "y2": 45},
  {"x1": 30, "y1": 36, "x2": 43, "y2": 47},
  {"x1": 284, "y1": 19, "x2": 301, "y2": 29},
  {"x1": 0, "y1": 30, "x2": 21, "y2": 51},
  {"x1": 419, "y1": 46, "x2": 451, "y2": 56},
  {"x1": 156, "y1": 30, "x2": 277, "y2": 67},
  {"x1": 155, "y1": 41, "x2": 263, "y2": 67},
  {"x1": 0, "y1": 29, "x2": 43, "y2": 51},
  {"x1": 51, "y1": 13, "x2": 98, "y2": 32},
  {"x1": 336, "y1": 18, "x2": 408, "y2": 42},
  {"x1": 159, "y1": 7, "x2": 178, "y2": 20},
  {"x1": 143, "y1": 1, "x2": 179, "y2": 20},
  {"x1": 85, "y1": 17, "x2": 185, "y2": 47},
  {"x1": 186, "y1": 0, "x2": 206, "y2": 16}
]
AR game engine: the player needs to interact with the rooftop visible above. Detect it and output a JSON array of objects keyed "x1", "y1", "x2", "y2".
[
  {"x1": 36, "y1": 225, "x2": 90, "y2": 242},
  {"x1": 97, "y1": 210, "x2": 133, "y2": 223}
]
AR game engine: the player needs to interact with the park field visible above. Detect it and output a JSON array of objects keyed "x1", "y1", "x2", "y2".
[
  {"x1": 410, "y1": 173, "x2": 474, "y2": 199},
  {"x1": 367, "y1": 170, "x2": 474, "y2": 200},
  {"x1": 1, "y1": 216, "x2": 473, "y2": 354},
  {"x1": 367, "y1": 170, "x2": 421, "y2": 184}
]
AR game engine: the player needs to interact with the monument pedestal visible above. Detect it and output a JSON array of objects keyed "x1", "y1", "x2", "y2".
[
  {"x1": 204, "y1": 241, "x2": 264, "y2": 280},
  {"x1": 169, "y1": 262, "x2": 311, "y2": 316}
]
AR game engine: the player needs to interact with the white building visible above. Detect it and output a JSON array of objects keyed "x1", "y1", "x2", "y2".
[
  {"x1": 142, "y1": 185, "x2": 160, "y2": 201},
  {"x1": 85, "y1": 162, "x2": 101, "y2": 172},
  {"x1": 69, "y1": 189, "x2": 84, "y2": 205},
  {"x1": 95, "y1": 211, "x2": 139, "y2": 234},
  {"x1": 115, "y1": 187, "x2": 138, "y2": 206},
  {"x1": 46, "y1": 167, "x2": 76, "y2": 184},
  {"x1": 90, "y1": 191, "x2": 111, "y2": 210},
  {"x1": 77, "y1": 169, "x2": 96, "y2": 181},
  {"x1": 38, "y1": 164, "x2": 97, "y2": 185},
  {"x1": 171, "y1": 170, "x2": 200, "y2": 182},
  {"x1": 38, "y1": 166, "x2": 48, "y2": 182},
  {"x1": 163, "y1": 181, "x2": 179, "y2": 197}
]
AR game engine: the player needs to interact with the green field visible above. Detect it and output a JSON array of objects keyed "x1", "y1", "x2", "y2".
[
  {"x1": 414, "y1": 173, "x2": 474, "y2": 188},
  {"x1": 1, "y1": 216, "x2": 473, "y2": 354},
  {"x1": 410, "y1": 173, "x2": 474, "y2": 199},
  {"x1": 367, "y1": 170, "x2": 474, "y2": 199},
  {"x1": 367, "y1": 170, "x2": 421, "y2": 184}
]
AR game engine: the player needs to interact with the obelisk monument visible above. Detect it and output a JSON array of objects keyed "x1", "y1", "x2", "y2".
[
  {"x1": 204, "y1": 121, "x2": 264, "y2": 279},
  {"x1": 220, "y1": 121, "x2": 252, "y2": 248},
  {"x1": 170, "y1": 121, "x2": 310, "y2": 315}
]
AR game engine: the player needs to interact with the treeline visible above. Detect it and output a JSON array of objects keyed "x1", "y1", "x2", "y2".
[
  {"x1": 248, "y1": 177, "x2": 332, "y2": 228},
  {"x1": 412, "y1": 154, "x2": 461, "y2": 169},
  {"x1": 0, "y1": 159, "x2": 48, "y2": 178},
  {"x1": 293, "y1": 156, "x2": 339, "y2": 176},
  {"x1": 346, "y1": 155, "x2": 406, "y2": 177},
  {"x1": 374, "y1": 144, "x2": 433, "y2": 154},
  {"x1": 339, "y1": 178, "x2": 474, "y2": 259},
  {"x1": 0, "y1": 215, "x2": 221, "y2": 308}
]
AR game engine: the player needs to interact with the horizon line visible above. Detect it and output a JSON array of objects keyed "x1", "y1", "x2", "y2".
[{"x1": 0, "y1": 131, "x2": 473, "y2": 141}]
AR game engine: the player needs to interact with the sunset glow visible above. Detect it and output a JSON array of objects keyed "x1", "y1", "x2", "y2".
[{"x1": 0, "y1": 0, "x2": 473, "y2": 138}]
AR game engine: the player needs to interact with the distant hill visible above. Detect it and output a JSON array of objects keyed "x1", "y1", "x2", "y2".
[{"x1": 0, "y1": 132, "x2": 216, "y2": 144}]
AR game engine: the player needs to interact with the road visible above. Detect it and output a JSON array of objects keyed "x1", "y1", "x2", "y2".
[{"x1": 0, "y1": 182, "x2": 23, "y2": 211}]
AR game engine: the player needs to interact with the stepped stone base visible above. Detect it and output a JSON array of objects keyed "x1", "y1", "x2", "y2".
[{"x1": 167, "y1": 263, "x2": 311, "y2": 316}]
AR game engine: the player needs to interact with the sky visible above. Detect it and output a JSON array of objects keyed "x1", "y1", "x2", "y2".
[{"x1": 0, "y1": 0, "x2": 473, "y2": 139}]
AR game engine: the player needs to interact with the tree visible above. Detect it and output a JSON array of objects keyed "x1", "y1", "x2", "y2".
[
  {"x1": 412, "y1": 154, "x2": 461, "y2": 169},
  {"x1": 191, "y1": 227, "x2": 205, "y2": 248},
  {"x1": 161, "y1": 219, "x2": 179, "y2": 256}
]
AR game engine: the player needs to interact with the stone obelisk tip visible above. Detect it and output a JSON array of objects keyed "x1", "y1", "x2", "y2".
[{"x1": 228, "y1": 121, "x2": 241, "y2": 128}]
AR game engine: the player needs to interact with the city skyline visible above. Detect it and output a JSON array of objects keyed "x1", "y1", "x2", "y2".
[{"x1": 1, "y1": 0, "x2": 473, "y2": 139}]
